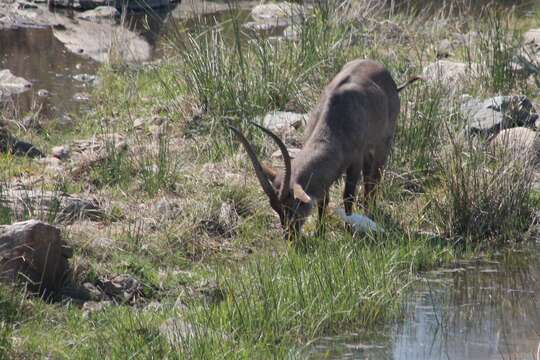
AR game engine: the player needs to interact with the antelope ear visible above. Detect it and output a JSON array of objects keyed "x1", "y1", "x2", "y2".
[
  {"x1": 293, "y1": 184, "x2": 312, "y2": 204},
  {"x1": 261, "y1": 162, "x2": 278, "y2": 182}
]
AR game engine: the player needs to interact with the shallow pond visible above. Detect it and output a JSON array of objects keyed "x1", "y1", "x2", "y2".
[
  {"x1": 309, "y1": 245, "x2": 540, "y2": 360},
  {"x1": 0, "y1": 6, "x2": 177, "y2": 120}
]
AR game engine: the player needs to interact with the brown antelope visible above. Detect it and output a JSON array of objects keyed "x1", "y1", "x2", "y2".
[{"x1": 229, "y1": 59, "x2": 420, "y2": 238}]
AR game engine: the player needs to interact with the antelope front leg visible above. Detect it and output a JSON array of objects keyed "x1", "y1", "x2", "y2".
[
  {"x1": 344, "y1": 166, "x2": 361, "y2": 216},
  {"x1": 316, "y1": 192, "x2": 330, "y2": 236}
]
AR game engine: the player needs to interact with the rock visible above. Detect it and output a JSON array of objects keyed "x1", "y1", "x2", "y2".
[
  {"x1": 58, "y1": 114, "x2": 74, "y2": 127},
  {"x1": 0, "y1": 69, "x2": 32, "y2": 98},
  {"x1": 243, "y1": 20, "x2": 287, "y2": 32},
  {"x1": 523, "y1": 28, "x2": 540, "y2": 52},
  {"x1": 52, "y1": 17, "x2": 151, "y2": 63},
  {"x1": 73, "y1": 92, "x2": 90, "y2": 102},
  {"x1": 90, "y1": 237, "x2": 114, "y2": 248},
  {"x1": 51, "y1": 145, "x2": 70, "y2": 160},
  {"x1": 172, "y1": 0, "x2": 253, "y2": 19},
  {"x1": 76, "y1": 6, "x2": 119, "y2": 20},
  {"x1": 150, "y1": 115, "x2": 167, "y2": 126},
  {"x1": 271, "y1": 147, "x2": 301, "y2": 161},
  {"x1": 218, "y1": 202, "x2": 238, "y2": 232},
  {"x1": 39, "y1": 156, "x2": 63, "y2": 173},
  {"x1": 73, "y1": 73, "x2": 97, "y2": 83},
  {"x1": 133, "y1": 117, "x2": 145, "y2": 130},
  {"x1": 99, "y1": 274, "x2": 144, "y2": 303},
  {"x1": 17, "y1": 1, "x2": 38, "y2": 10},
  {"x1": 160, "y1": 318, "x2": 198, "y2": 346},
  {"x1": 489, "y1": 127, "x2": 540, "y2": 164},
  {"x1": 146, "y1": 301, "x2": 162, "y2": 311},
  {"x1": 283, "y1": 24, "x2": 300, "y2": 41},
  {"x1": 246, "y1": 2, "x2": 308, "y2": 33},
  {"x1": 422, "y1": 60, "x2": 479, "y2": 89},
  {"x1": 260, "y1": 111, "x2": 308, "y2": 131},
  {"x1": 153, "y1": 198, "x2": 182, "y2": 221},
  {"x1": 0, "y1": 128, "x2": 44, "y2": 158},
  {"x1": 251, "y1": 2, "x2": 306, "y2": 24},
  {"x1": 82, "y1": 282, "x2": 104, "y2": 300},
  {"x1": 518, "y1": 28, "x2": 540, "y2": 71},
  {"x1": 200, "y1": 207, "x2": 237, "y2": 238},
  {"x1": 0, "y1": 220, "x2": 71, "y2": 294},
  {"x1": 374, "y1": 20, "x2": 407, "y2": 43},
  {"x1": 461, "y1": 95, "x2": 539, "y2": 137},
  {"x1": 82, "y1": 300, "x2": 111, "y2": 317},
  {"x1": 1, "y1": 189, "x2": 105, "y2": 223},
  {"x1": 48, "y1": 0, "x2": 111, "y2": 9},
  {"x1": 454, "y1": 31, "x2": 480, "y2": 46},
  {"x1": 436, "y1": 39, "x2": 454, "y2": 59},
  {"x1": 37, "y1": 89, "x2": 49, "y2": 97},
  {"x1": 22, "y1": 114, "x2": 40, "y2": 129}
]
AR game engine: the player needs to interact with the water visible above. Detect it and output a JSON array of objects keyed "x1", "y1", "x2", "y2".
[
  {"x1": 0, "y1": 26, "x2": 99, "y2": 119},
  {"x1": 0, "y1": 5, "x2": 177, "y2": 120},
  {"x1": 309, "y1": 247, "x2": 540, "y2": 360}
]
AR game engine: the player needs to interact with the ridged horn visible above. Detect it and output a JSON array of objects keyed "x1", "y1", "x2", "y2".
[
  {"x1": 249, "y1": 122, "x2": 292, "y2": 201},
  {"x1": 227, "y1": 125, "x2": 283, "y2": 215}
]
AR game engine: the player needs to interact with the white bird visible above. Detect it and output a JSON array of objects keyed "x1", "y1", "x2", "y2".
[{"x1": 334, "y1": 208, "x2": 384, "y2": 234}]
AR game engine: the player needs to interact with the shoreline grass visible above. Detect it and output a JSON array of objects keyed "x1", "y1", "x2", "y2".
[{"x1": 0, "y1": 0, "x2": 539, "y2": 358}]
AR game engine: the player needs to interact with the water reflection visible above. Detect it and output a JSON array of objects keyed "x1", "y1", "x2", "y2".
[
  {"x1": 0, "y1": 5, "x2": 177, "y2": 119},
  {"x1": 309, "y1": 248, "x2": 540, "y2": 360}
]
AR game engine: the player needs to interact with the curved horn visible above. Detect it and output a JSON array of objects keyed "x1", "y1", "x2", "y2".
[
  {"x1": 250, "y1": 122, "x2": 291, "y2": 201},
  {"x1": 227, "y1": 125, "x2": 283, "y2": 215}
]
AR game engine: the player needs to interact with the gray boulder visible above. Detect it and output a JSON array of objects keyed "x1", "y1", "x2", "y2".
[
  {"x1": 489, "y1": 127, "x2": 540, "y2": 164},
  {"x1": 1, "y1": 189, "x2": 105, "y2": 223},
  {"x1": 47, "y1": 0, "x2": 113, "y2": 10},
  {"x1": 422, "y1": 60, "x2": 480, "y2": 90},
  {"x1": 461, "y1": 95, "x2": 538, "y2": 137},
  {"x1": 251, "y1": 2, "x2": 306, "y2": 23},
  {"x1": 0, "y1": 69, "x2": 32, "y2": 98},
  {"x1": 76, "y1": 6, "x2": 119, "y2": 20},
  {"x1": 52, "y1": 19, "x2": 151, "y2": 63},
  {"x1": 49, "y1": 0, "x2": 171, "y2": 10},
  {"x1": 0, "y1": 128, "x2": 44, "y2": 158},
  {"x1": 246, "y1": 2, "x2": 308, "y2": 33},
  {"x1": 260, "y1": 111, "x2": 308, "y2": 132},
  {"x1": 0, "y1": 220, "x2": 72, "y2": 294}
]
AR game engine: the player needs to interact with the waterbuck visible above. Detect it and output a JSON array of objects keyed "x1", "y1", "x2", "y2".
[{"x1": 229, "y1": 59, "x2": 420, "y2": 238}]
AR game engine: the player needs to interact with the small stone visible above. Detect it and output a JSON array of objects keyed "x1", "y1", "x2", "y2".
[
  {"x1": 422, "y1": 60, "x2": 480, "y2": 90},
  {"x1": 489, "y1": 127, "x2": 540, "y2": 164},
  {"x1": 133, "y1": 117, "x2": 145, "y2": 130},
  {"x1": 283, "y1": 24, "x2": 300, "y2": 41},
  {"x1": 271, "y1": 147, "x2": 301, "y2": 160},
  {"x1": 82, "y1": 300, "x2": 111, "y2": 318},
  {"x1": 51, "y1": 145, "x2": 70, "y2": 160},
  {"x1": 82, "y1": 282, "x2": 103, "y2": 300},
  {"x1": 260, "y1": 111, "x2": 308, "y2": 131},
  {"x1": 150, "y1": 115, "x2": 167, "y2": 126},
  {"x1": 73, "y1": 92, "x2": 90, "y2": 102},
  {"x1": 146, "y1": 301, "x2": 162, "y2": 311},
  {"x1": 436, "y1": 39, "x2": 454, "y2": 59},
  {"x1": 77, "y1": 6, "x2": 119, "y2": 21},
  {"x1": 22, "y1": 114, "x2": 40, "y2": 129},
  {"x1": 57, "y1": 114, "x2": 74, "y2": 127},
  {"x1": 37, "y1": 89, "x2": 50, "y2": 97},
  {"x1": 0, "y1": 69, "x2": 32, "y2": 96},
  {"x1": 73, "y1": 73, "x2": 97, "y2": 83},
  {"x1": 0, "y1": 220, "x2": 70, "y2": 294},
  {"x1": 91, "y1": 237, "x2": 114, "y2": 248},
  {"x1": 462, "y1": 95, "x2": 539, "y2": 137}
]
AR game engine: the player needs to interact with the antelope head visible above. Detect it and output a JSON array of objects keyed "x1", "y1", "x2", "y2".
[{"x1": 228, "y1": 123, "x2": 314, "y2": 239}]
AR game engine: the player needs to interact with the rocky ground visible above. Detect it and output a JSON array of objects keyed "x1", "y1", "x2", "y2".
[{"x1": 2, "y1": 0, "x2": 540, "y2": 357}]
